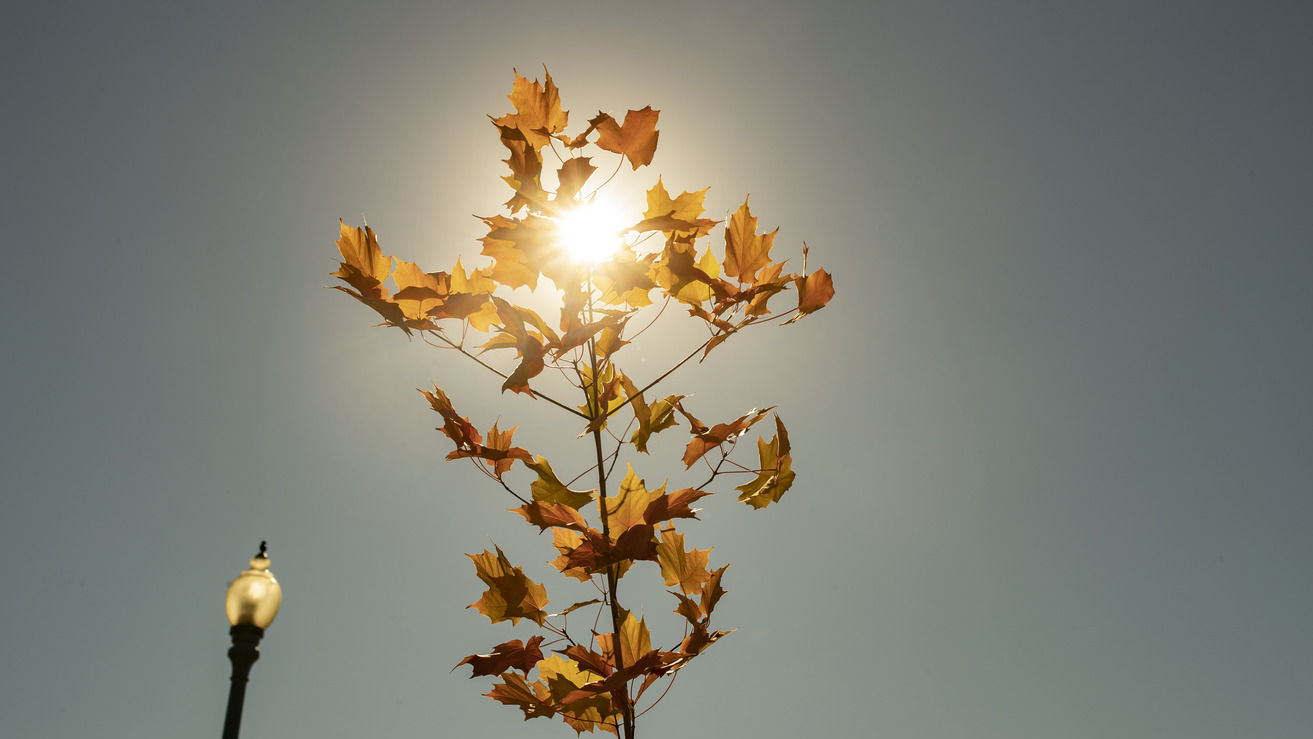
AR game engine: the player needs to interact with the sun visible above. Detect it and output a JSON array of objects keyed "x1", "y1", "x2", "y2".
[{"x1": 554, "y1": 197, "x2": 630, "y2": 264}]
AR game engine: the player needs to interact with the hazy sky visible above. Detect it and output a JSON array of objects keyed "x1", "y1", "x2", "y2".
[{"x1": 3, "y1": 2, "x2": 1311, "y2": 738}]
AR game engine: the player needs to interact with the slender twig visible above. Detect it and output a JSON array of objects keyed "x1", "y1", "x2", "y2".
[{"x1": 423, "y1": 329, "x2": 590, "y2": 420}]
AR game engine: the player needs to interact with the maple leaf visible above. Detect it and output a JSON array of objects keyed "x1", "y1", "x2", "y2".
[
  {"x1": 634, "y1": 178, "x2": 718, "y2": 236},
  {"x1": 330, "y1": 221, "x2": 407, "y2": 329},
  {"x1": 656, "y1": 527, "x2": 712, "y2": 594},
  {"x1": 735, "y1": 415, "x2": 795, "y2": 508},
  {"x1": 485, "y1": 672, "x2": 556, "y2": 721},
  {"x1": 494, "y1": 122, "x2": 547, "y2": 213},
  {"x1": 723, "y1": 197, "x2": 777, "y2": 283},
  {"x1": 492, "y1": 69, "x2": 569, "y2": 150},
  {"x1": 591, "y1": 107, "x2": 659, "y2": 170},
  {"x1": 455, "y1": 635, "x2": 544, "y2": 678},
  {"x1": 467, "y1": 546, "x2": 549, "y2": 625},
  {"x1": 602, "y1": 465, "x2": 664, "y2": 537},
  {"x1": 537, "y1": 655, "x2": 617, "y2": 734},
  {"x1": 619, "y1": 375, "x2": 685, "y2": 454},
  {"x1": 419, "y1": 387, "x2": 530, "y2": 478},
  {"x1": 643, "y1": 487, "x2": 711, "y2": 527},
  {"x1": 555, "y1": 157, "x2": 597, "y2": 203},
  {"x1": 597, "y1": 610, "x2": 652, "y2": 671},
  {"x1": 784, "y1": 247, "x2": 834, "y2": 323},
  {"x1": 680, "y1": 406, "x2": 774, "y2": 468},
  {"x1": 525, "y1": 456, "x2": 594, "y2": 509},
  {"x1": 512, "y1": 500, "x2": 589, "y2": 532}
]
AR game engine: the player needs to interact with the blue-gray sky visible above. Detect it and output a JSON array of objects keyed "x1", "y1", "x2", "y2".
[{"x1": 3, "y1": 2, "x2": 1311, "y2": 737}]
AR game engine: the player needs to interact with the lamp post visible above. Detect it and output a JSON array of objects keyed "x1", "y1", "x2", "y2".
[{"x1": 222, "y1": 541, "x2": 282, "y2": 739}]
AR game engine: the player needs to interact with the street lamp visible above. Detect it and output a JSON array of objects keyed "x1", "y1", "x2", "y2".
[{"x1": 222, "y1": 541, "x2": 282, "y2": 739}]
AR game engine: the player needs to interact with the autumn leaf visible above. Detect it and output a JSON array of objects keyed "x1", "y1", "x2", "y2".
[
  {"x1": 525, "y1": 456, "x2": 594, "y2": 510},
  {"x1": 723, "y1": 198, "x2": 777, "y2": 283},
  {"x1": 455, "y1": 635, "x2": 544, "y2": 678},
  {"x1": 634, "y1": 177, "x2": 717, "y2": 235},
  {"x1": 492, "y1": 69, "x2": 569, "y2": 150},
  {"x1": 785, "y1": 247, "x2": 834, "y2": 323},
  {"x1": 555, "y1": 157, "x2": 597, "y2": 203},
  {"x1": 735, "y1": 415, "x2": 795, "y2": 508},
  {"x1": 591, "y1": 107, "x2": 659, "y2": 170},
  {"x1": 512, "y1": 500, "x2": 589, "y2": 532},
  {"x1": 603, "y1": 465, "x2": 664, "y2": 537},
  {"x1": 485, "y1": 672, "x2": 556, "y2": 721},
  {"x1": 597, "y1": 610, "x2": 652, "y2": 670},
  {"x1": 643, "y1": 487, "x2": 711, "y2": 527},
  {"x1": 656, "y1": 527, "x2": 712, "y2": 594},
  {"x1": 330, "y1": 221, "x2": 407, "y2": 328},
  {"x1": 467, "y1": 546, "x2": 549, "y2": 625},
  {"x1": 619, "y1": 375, "x2": 684, "y2": 454},
  {"x1": 680, "y1": 406, "x2": 774, "y2": 468}
]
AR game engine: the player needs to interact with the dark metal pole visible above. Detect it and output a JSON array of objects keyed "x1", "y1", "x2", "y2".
[{"x1": 222, "y1": 624, "x2": 265, "y2": 739}]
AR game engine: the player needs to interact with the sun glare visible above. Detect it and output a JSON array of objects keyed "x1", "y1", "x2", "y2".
[{"x1": 555, "y1": 199, "x2": 629, "y2": 264}]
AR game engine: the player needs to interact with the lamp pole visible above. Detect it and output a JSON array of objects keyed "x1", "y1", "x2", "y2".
[{"x1": 222, "y1": 541, "x2": 282, "y2": 739}]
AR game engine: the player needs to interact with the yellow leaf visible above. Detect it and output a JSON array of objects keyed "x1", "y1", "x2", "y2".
[{"x1": 656, "y1": 527, "x2": 712, "y2": 594}]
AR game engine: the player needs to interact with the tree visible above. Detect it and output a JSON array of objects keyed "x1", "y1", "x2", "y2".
[{"x1": 330, "y1": 69, "x2": 834, "y2": 738}]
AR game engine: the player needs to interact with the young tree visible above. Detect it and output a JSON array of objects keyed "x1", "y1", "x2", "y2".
[{"x1": 330, "y1": 70, "x2": 834, "y2": 738}]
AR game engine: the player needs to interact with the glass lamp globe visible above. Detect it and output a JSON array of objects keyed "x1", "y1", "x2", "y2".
[{"x1": 225, "y1": 545, "x2": 282, "y2": 630}]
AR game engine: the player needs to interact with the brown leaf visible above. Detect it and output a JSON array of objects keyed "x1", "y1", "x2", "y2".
[
  {"x1": 467, "y1": 546, "x2": 549, "y2": 626},
  {"x1": 455, "y1": 635, "x2": 544, "y2": 678},
  {"x1": 643, "y1": 487, "x2": 711, "y2": 527},
  {"x1": 680, "y1": 406, "x2": 774, "y2": 468},
  {"x1": 591, "y1": 107, "x2": 659, "y2": 170},
  {"x1": 511, "y1": 501, "x2": 589, "y2": 531},
  {"x1": 484, "y1": 672, "x2": 555, "y2": 721},
  {"x1": 555, "y1": 157, "x2": 597, "y2": 203}
]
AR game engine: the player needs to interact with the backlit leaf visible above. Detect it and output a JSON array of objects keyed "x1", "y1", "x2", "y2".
[
  {"x1": 591, "y1": 107, "x2": 659, "y2": 170},
  {"x1": 656, "y1": 527, "x2": 712, "y2": 594},
  {"x1": 467, "y1": 546, "x2": 549, "y2": 626}
]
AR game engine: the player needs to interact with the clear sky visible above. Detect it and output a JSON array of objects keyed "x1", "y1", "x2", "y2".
[{"x1": 3, "y1": 2, "x2": 1311, "y2": 738}]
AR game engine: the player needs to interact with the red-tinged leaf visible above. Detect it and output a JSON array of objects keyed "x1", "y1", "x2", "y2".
[
  {"x1": 643, "y1": 487, "x2": 711, "y2": 527},
  {"x1": 679, "y1": 622, "x2": 733, "y2": 659},
  {"x1": 560, "y1": 645, "x2": 613, "y2": 677},
  {"x1": 591, "y1": 107, "x2": 659, "y2": 170},
  {"x1": 419, "y1": 385, "x2": 483, "y2": 453},
  {"x1": 455, "y1": 422, "x2": 531, "y2": 479},
  {"x1": 613, "y1": 524, "x2": 659, "y2": 562},
  {"x1": 784, "y1": 264, "x2": 835, "y2": 323},
  {"x1": 467, "y1": 546, "x2": 549, "y2": 626},
  {"x1": 455, "y1": 635, "x2": 544, "y2": 678},
  {"x1": 723, "y1": 198, "x2": 777, "y2": 283},
  {"x1": 484, "y1": 672, "x2": 556, "y2": 721},
  {"x1": 656, "y1": 527, "x2": 712, "y2": 594},
  {"x1": 555, "y1": 157, "x2": 597, "y2": 202},
  {"x1": 536, "y1": 655, "x2": 618, "y2": 733},
  {"x1": 549, "y1": 528, "x2": 592, "y2": 582},
  {"x1": 681, "y1": 407, "x2": 775, "y2": 468},
  {"x1": 512, "y1": 501, "x2": 589, "y2": 531},
  {"x1": 420, "y1": 389, "x2": 530, "y2": 478}
]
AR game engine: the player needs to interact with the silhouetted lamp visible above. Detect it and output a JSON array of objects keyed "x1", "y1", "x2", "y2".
[{"x1": 221, "y1": 541, "x2": 282, "y2": 739}]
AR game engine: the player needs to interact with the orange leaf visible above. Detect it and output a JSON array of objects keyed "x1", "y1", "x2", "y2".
[
  {"x1": 492, "y1": 69, "x2": 569, "y2": 150},
  {"x1": 591, "y1": 107, "x2": 659, "y2": 170},
  {"x1": 455, "y1": 636, "x2": 544, "y2": 678}
]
